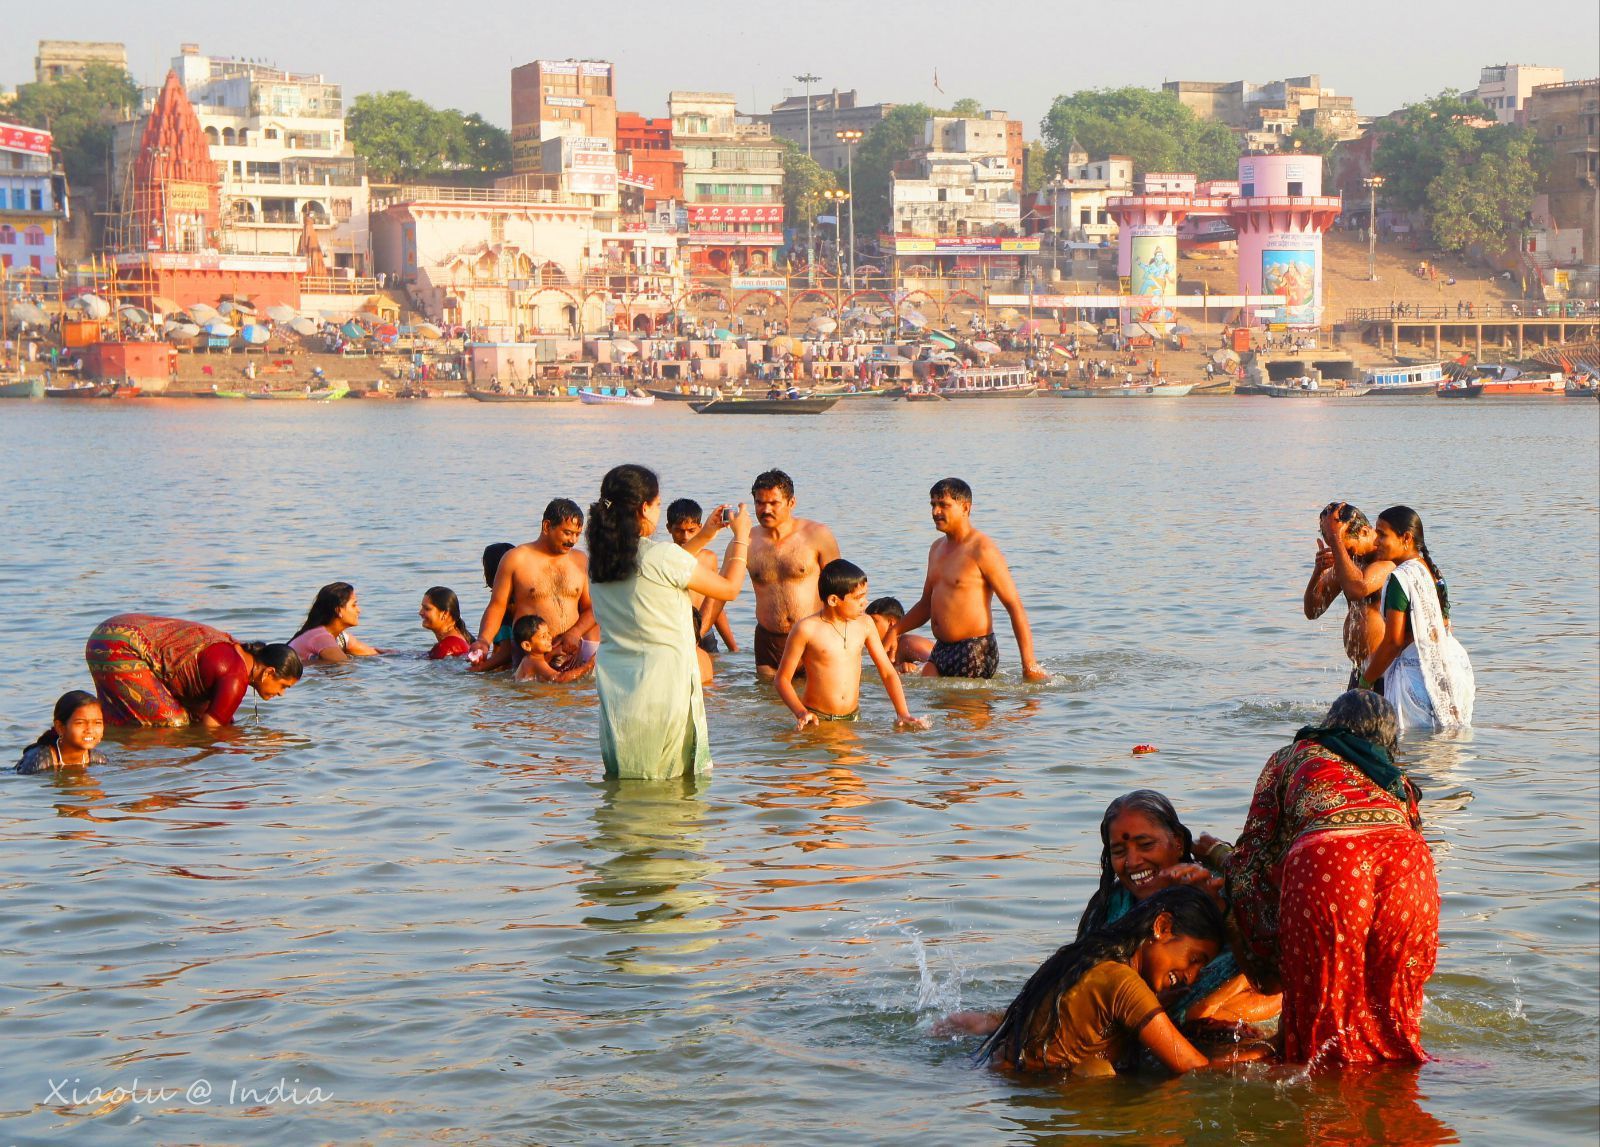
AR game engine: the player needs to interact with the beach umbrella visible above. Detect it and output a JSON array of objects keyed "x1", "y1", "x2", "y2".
[
  {"x1": 927, "y1": 330, "x2": 959, "y2": 349},
  {"x1": 267, "y1": 303, "x2": 297, "y2": 323},
  {"x1": 1172, "y1": 323, "x2": 1195, "y2": 335},
  {"x1": 997, "y1": 307, "x2": 1020, "y2": 320},
  {"x1": 1073, "y1": 321, "x2": 1098, "y2": 334},
  {"x1": 1212, "y1": 348, "x2": 1240, "y2": 365},
  {"x1": 230, "y1": 298, "x2": 257, "y2": 316},
  {"x1": 357, "y1": 310, "x2": 384, "y2": 324},
  {"x1": 769, "y1": 335, "x2": 796, "y2": 354},
  {"x1": 1050, "y1": 344, "x2": 1071, "y2": 358},
  {"x1": 971, "y1": 340, "x2": 1001, "y2": 355},
  {"x1": 376, "y1": 323, "x2": 398, "y2": 338},
  {"x1": 119, "y1": 304, "x2": 151, "y2": 323},
  {"x1": 857, "y1": 313, "x2": 884, "y2": 326},
  {"x1": 188, "y1": 302, "x2": 220, "y2": 323},
  {"x1": 289, "y1": 316, "x2": 320, "y2": 336},
  {"x1": 1017, "y1": 319, "x2": 1045, "y2": 338},
  {"x1": 11, "y1": 301, "x2": 50, "y2": 325},
  {"x1": 899, "y1": 310, "x2": 927, "y2": 329},
  {"x1": 216, "y1": 299, "x2": 238, "y2": 316},
  {"x1": 240, "y1": 324, "x2": 270, "y2": 345},
  {"x1": 73, "y1": 293, "x2": 111, "y2": 319},
  {"x1": 808, "y1": 316, "x2": 837, "y2": 335},
  {"x1": 166, "y1": 321, "x2": 200, "y2": 340},
  {"x1": 611, "y1": 338, "x2": 637, "y2": 355},
  {"x1": 340, "y1": 321, "x2": 365, "y2": 340},
  {"x1": 150, "y1": 295, "x2": 180, "y2": 316},
  {"x1": 415, "y1": 322, "x2": 443, "y2": 340},
  {"x1": 202, "y1": 320, "x2": 236, "y2": 337}
]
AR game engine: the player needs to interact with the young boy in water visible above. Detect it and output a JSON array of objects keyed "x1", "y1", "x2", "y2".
[
  {"x1": 776, "y1": 560, "x2": 927, "y2": 731},
  {"x1": 667, "y1": 498, "x2": 740, "y2": 655},
  {"x1": 866, "y1": 597, "x2": 935, "y2": 673},
  {"x1": 513, "y1": 615, "x2": 594, "y2": 683}
]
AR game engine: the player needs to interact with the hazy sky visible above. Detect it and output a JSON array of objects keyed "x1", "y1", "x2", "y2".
[{"x1": 7, "y1": 0, "x2": 1598, "y2": 135}]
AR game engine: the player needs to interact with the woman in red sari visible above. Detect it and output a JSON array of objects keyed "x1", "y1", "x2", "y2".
[
  {"x1": 1223, "y1": 689, "x2": 1438, "y2": 1064},
  {"x1": 85, "y1": 614, "x2": 302, "y2": 728}
]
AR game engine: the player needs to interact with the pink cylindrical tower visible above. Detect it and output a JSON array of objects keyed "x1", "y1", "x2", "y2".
[
  {"x1": 1229, "y1": 155, "x2": 1341, "y2": 328},
  {"x1": 1107, "y1": 176, "x2": 1193, "y2": 327}
]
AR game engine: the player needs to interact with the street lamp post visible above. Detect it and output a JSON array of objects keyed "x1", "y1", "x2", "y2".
[
  {"x1": 795, "y1": 73, "x2": 821, "y2": 286},
  {"x1": 836, "y1": 128, "x2": 863, "y2": 284},
  {"x1": 822, "y1": 188, "x2": 850, "y2": 290},
  {"x1": 1363, "y1": 175, "x2": 1385, "y2": 282}
]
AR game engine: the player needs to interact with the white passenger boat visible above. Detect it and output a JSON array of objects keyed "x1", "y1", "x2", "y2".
[{"x1": 933, "y1": 365, "x2": 1037, "y2": 399}]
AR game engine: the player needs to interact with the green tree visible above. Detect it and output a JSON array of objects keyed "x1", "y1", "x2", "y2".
[
  {"x1": 1283, "y1": 123, "x2": 1338, "y2": 158},
  {"x1": 348, "y1": 91, "x2": 466, "y2": 182},
  {"x1": 454, "y1": 112, "x2": 511, "y2": 175},
  {"x1": 1373, "y1": 92, "x2": 1538, "y2": 252},
  {"x1": 779, "y1": 138, "x2": 838, "y2": 228},
  {"x1": 851, "y1": 102, "x2": 936, "y2": 238},
  {"x1": 1024, "y1": 141, "x2": 1053, "y2": 194},
  {"x1": 1039, "y1": 87, "x2": 1238, "y2": 179},
  {"x1": 7, "y1": 63, "x2": 140, "y2": 186},
  {"x1": 948, "y1": 97, "x2": 984, "y2": 117}
]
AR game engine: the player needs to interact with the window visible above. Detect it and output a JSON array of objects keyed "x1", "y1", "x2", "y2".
[
  {"x1": 25, "y1": 226, "x2": 45, "y2": 246},
  {"x1": 1079, "y1": 208, "x2": 1092, "y2": 225},
  {"x1": 1287, "y1": 181, "x2": 1303, "y2": 196},
  {"x1": 0, "y1": 225, "x2": 15, "y2": 246},
  {"x1": 1241, "y1": 182, "x2": 1254, "y2": 197},
  {"x1": 30, "y1": 188, "x2": 44, "y2": 211},
  {"x1": 1097, "y1": 210, "x2": 1108, "y2": 224},
  {"x1": 265, "y1": 128, "x2": 278, "y2": 140}
]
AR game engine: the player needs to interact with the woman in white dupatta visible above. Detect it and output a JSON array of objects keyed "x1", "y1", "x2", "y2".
[{"x1": 1358, "y1": 506, "x2": 1475, "y2": 731}]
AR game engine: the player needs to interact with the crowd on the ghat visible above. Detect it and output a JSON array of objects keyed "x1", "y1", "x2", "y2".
[{"x1": 14, "y1": 472, "x2": 1474, "y2": 1078}]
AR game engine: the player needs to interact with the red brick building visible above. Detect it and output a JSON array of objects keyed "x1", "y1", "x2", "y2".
[{"x1": 616, "y1": 113, "x2": 684, "y2": 208}]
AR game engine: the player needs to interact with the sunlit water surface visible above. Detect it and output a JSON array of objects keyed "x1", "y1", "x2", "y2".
[{"x1": 1, "y1": 397, "x2": 1595, "y2": 1145}]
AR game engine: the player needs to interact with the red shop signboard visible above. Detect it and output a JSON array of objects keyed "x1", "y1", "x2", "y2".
[{"x1": 687, "y1": 204, "x2": 783, "y2": 224}]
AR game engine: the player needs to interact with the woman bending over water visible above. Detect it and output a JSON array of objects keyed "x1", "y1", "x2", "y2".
[
  {"x1": 973, "y1": 888, "x2": 1266, "y2": 1077},
  {"x1": 15, "y1": 691, "x2": 106, "y2": 773},
  {"x1": 85, "y1": 614, "x2": 301, "y2": 727}
]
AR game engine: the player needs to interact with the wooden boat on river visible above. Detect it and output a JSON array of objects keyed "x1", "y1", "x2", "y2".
[
  {"x1": 0, "y1": 376, "x2": 45, "y2": 398},
  {"x1": 579, "y1": 389, "x2": 656, "y2": 406},
  {"x1": 689, "y1": 396, "x2": 840, "y2": 415},
  {"x1": 1046, "y1": 382, "x2": 1194, "y2": 397},
  {"x1": 468, "y1": 389, "x2": 578, "y2": 403}
]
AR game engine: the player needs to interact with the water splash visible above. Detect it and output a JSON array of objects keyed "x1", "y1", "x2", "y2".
[{"x1": 839, "y1": 917, "x2": 968, "y2": 1018}]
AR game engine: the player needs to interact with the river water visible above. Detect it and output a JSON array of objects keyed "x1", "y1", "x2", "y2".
[{"x1": 1, "y1": 396, "x2": 1595, "y2": 1145}]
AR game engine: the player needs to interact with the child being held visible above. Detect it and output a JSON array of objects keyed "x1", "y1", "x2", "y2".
[
  {"x1": 16, "y1": 691, "x2": 106, "y2": 774},
  {"x1": 866, "y1": 596, "x2": 935, "y2": 673},
  {"x1": 775, "y1": 559, "x2": 927, "y2": 731},
  {"x1": 513, "y1": 614, "x2": 595, "y2": 683},
  {"x1": 950, "y1": 887, "x2": 1269, "y2": 1078}
]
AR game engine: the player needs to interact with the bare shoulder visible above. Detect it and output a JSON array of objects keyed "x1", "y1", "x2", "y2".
[
  {"x1": 696, "y1": 548, "x2": 718, "y2": 569},
  {"x1": 799, "y1": 517, "x2": 837, "y2": 546},
  {"x1": 569, "y1": 549, "x2": 590, "y2": 572}
]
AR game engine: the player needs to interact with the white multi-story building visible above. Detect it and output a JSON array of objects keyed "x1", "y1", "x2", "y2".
[
  {"x1": 1037, "y1": 140, "x2": 1134, "y2": 246},
  {"x1": 1470, "y1": 64, "x2": 1566, "y2": 125},
  {"x1": 891, "y1": 115, "x2": 1021, "y2": 239},
  {"x1": 670, "y1": 92, "x2": 785, "y2": 274},
  {"x1": 169, "y1": 44, "x2": 370, "y2": 274}
]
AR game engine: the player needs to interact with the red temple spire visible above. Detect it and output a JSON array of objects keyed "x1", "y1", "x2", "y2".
[{"x1": 131, "y1": 71, "x2": 218, "y2": 252}]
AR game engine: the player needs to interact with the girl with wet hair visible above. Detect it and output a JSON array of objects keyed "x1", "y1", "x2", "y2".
[
  {"x1": 15, "y1": 691, "x2": 106, "y2": 774},
  {"x1": 973, "y1": 888, "x2": 1264, "y2": 1076},
  {"x1": 1359, "y1": 506, "x2": 1474, "y2": 730},
  {"x1": 290, "y1": 582, "x2": 388, "y2": 663},
  {"x1": 1312, "y1": 501, "x2": 1396, "y2": 686}
]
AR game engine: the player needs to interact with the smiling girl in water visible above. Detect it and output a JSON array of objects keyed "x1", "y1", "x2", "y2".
[
  {"x1": 419, "y1": 587, "x2": 473, "y2": 659},
  {"x1": 958, "y1": 888, "x2": 1267, "y2": 1077},
  {"x1": 15, "y1": 691, "x2": 106, "y2": 774}
]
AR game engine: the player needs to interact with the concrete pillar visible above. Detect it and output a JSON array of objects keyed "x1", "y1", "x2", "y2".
[
  {"x1": 1475, "y1": 324, "x2": 1482, "y2": 361},
  {"x1": 1434, "y1": 325, "x2": 1441, "y2": 358},
  {"x1": 1516, "y1": 324, "x2": 1524, "y2": 358}
]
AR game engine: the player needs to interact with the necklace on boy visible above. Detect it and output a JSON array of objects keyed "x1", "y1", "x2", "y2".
[{"x1": 829, "y1": 619, "x2": 849, "y2": 648}]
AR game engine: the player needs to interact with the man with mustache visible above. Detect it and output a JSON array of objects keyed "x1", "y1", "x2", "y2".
[
  {"x1": 470, "y1": 498, "x2": 597, "y2": 671},
  {"x1": 746, "y1": 470, "x2": 840, "y2": 680},
  {"x1": 888, "y1": 477, "x2": 1047, "y2": 682}
]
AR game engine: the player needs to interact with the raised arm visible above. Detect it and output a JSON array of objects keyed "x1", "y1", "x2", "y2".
[
  {"x1": 980, "y1": 542, "x2": 1047, "y2": 681},
  {"x1": 1303, "y1": 540, "x2": 1339, "y2": 619},
  {"x1": 470, "y1": 552, "x2": 518, "y2": 660},
  {"x1": 687, "y1": 506, "x2": 752, "y2": 603},
  {"x1": 1321, "y1": 511, "x2": 1393, "y2": 600}
]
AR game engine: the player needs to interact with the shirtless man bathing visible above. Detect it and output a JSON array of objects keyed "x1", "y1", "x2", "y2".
[
  {"x1": 469, "y1": 498, "x2": 597, "y2": 671},
  {"x1": 887, "y1": 477, "x2": 1048, "y2": 682},
  {"x1": 744, "y1": 469, "x2": 840, "y2": 679}
]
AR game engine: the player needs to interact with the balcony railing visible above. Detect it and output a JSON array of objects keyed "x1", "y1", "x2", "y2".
[{"x1": 375, "y1": 185, "x2": 578, "y2": 208}]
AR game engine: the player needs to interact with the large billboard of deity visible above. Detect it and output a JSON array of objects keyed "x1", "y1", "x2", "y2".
[
  {"x1": 1261, "y1": 248, "x2": 1317, "y2": 325},
  {"x1": 1129, "y1": 231, "x2": 1177, "y2": 300}
]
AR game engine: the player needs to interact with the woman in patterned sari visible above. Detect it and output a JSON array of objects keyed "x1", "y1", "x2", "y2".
[{"x1": 1224, "y1": 690, "x2": 1439, "y2": 1065}]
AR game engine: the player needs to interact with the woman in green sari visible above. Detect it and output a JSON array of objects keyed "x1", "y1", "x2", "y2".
[{"x1": 586, "y1": 465, "x2": 752, "y2": 780}]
